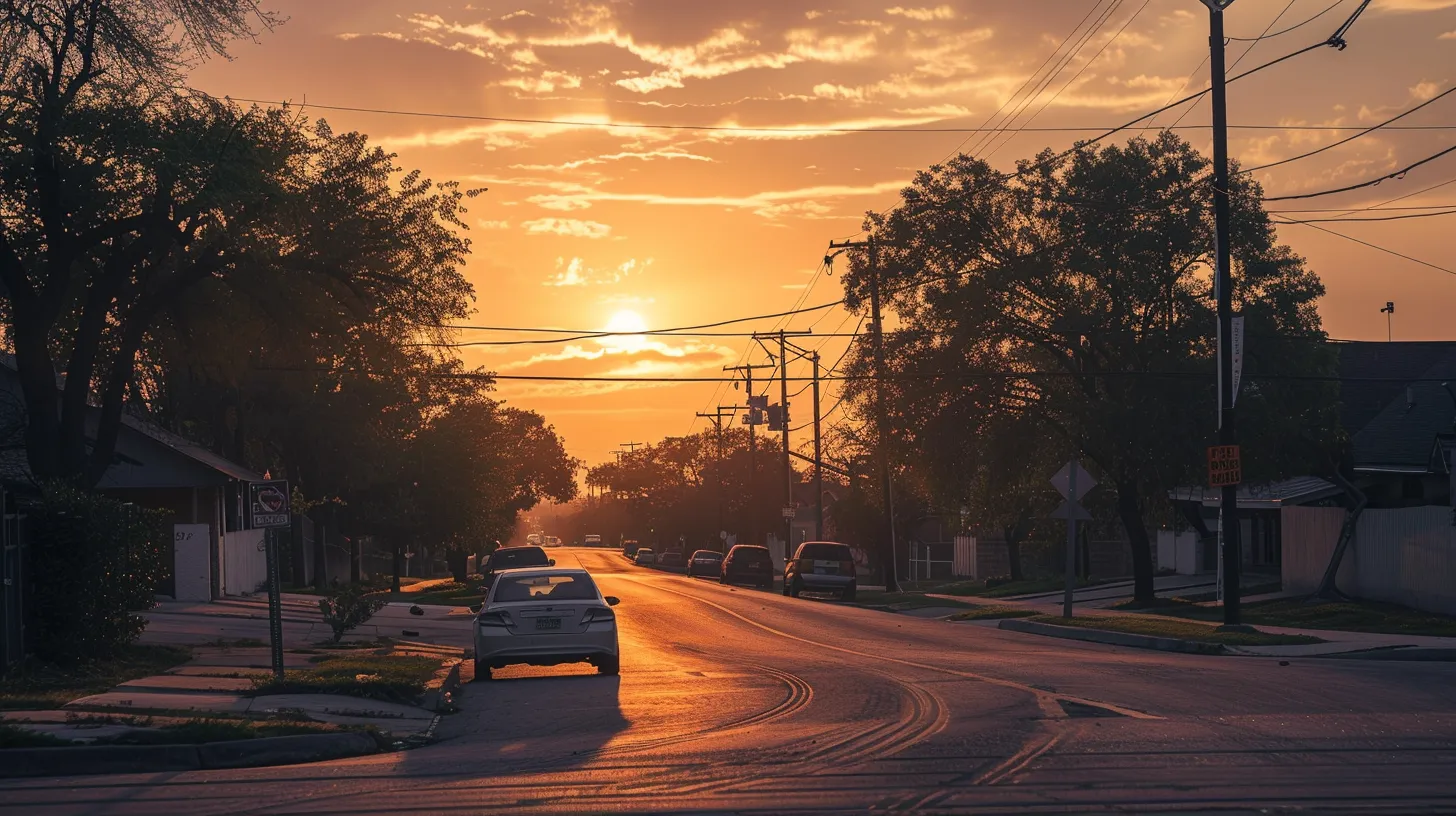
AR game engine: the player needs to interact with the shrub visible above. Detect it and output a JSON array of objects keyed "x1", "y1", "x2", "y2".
[
  {"x1": 317, "y1": 584, "x2": 388, "y2": 644},
  {"x1": 26, "y1": 485, "x2": 169, "y2": 664}
]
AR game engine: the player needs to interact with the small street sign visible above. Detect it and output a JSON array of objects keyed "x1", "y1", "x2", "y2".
[
  {"x1": 1051, "y1": 461, "x2": 1096, "y2": 501},
  {"x1": 1208, "y1": 445, "x2": 1242, "y2": 487},
  {"x1": 1050, "y1": 500, "x2": 1093, "y2": 521},
  {"x1": 781, "y1": 506, "x2": 796, "y2": 519},
  {"x1": 720, "y1": 530, "x2": 728, "y2": 541},
  {"x1": 248, "y1": 480, "x2": 291, "y2": 528}
]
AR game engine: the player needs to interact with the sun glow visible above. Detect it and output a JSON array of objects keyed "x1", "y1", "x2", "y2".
[{"x1": 601, "y1": 309, "x2": 650, "y2": 352}]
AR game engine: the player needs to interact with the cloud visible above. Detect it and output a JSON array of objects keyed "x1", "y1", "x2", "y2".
[
  {"x1": 522, "y1": 218, "x2": 613, "y2": 238},
  {"x1": 543, "y1": 256, "x2": 647, "y2": 286},
  {"x1": 498, "y1": 70, "x2": 582, "y2": 93},
  {"x1": 1442, "y1": 29, "x2": 1456, "y2": 38},
  {"x1": 526, "y1": 180, "x2": 905, "y2": 219},
  {"x1": 510, "y1": 149, "x2": 716, "y2": 172},
  {"x1": 478, "y1": 219, "x2": 511, "y2": 229},
  {"x1": 1373, "y1": 0, "x2": 1456, "y2": 10},
  {"x1": 885, "y1": 6, "x2": 956, "y2": 21}
]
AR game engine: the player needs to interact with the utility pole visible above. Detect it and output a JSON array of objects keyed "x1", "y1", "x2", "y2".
[
  {"x1": 812, "y1": 351, "x2": 823, "y2": 541},
  {"x1": 726, "y1": 362, "x2": 774, "y2": 544},
  {"x1": 827, "y1": 237, "x2": 899, "y2": 592},
  {"x1": 697, "y1": 407, "x2": 731, "y2": 549},
  {"x1": 778, "y1": 330, "x2": 793, "y2": 560},
  {"x1": 1206, "y1": 0, "x2": 1244, "y2": 628}
]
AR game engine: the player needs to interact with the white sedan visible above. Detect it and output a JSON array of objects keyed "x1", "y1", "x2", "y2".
[{"x1": 474, "y1": 567, "x2": 621, "y2": 680}]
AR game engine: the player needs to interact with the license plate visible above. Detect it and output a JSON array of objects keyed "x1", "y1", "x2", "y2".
[
  {"x1": 813, "y1": 567, "x2": 829, "y2": 575},
  {"x1": 535, "y1": 618, "x2": 561, "y2": 631},
  {"x1": 748, "y1": 562, "x2": 762, "y2": 569}
]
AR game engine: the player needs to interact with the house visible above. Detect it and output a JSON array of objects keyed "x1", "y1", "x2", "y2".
[{"x1": 0, "y1": 358, "x2": 268, "y2": 602}]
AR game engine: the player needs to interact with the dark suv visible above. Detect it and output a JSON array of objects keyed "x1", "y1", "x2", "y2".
[
  {"x1": 785, "y1": 541, "x2": 857, "y2": 600},
  {"x1": 481, "y1": 546, "x2": 553, "y2": 590},
  {"x1": 721, "y1": 545, "x2": 774, "y2": 589}
]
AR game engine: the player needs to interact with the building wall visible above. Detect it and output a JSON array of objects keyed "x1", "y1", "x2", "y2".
[
  {"x1": 1282, "y1": 505, "x2": 1456, "y2": 615},
  {"x1": 222, "y1": 528, "x2": 267, "y2": 596}
]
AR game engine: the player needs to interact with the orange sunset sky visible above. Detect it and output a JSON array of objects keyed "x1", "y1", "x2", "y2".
[{"x1": 189, "y1": 0, "x2": 1456, "y2": 466}]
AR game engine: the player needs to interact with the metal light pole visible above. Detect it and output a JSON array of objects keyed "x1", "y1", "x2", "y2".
[{"x1": 1204, "y1": 0, "x2": 1245, "y2": 627}]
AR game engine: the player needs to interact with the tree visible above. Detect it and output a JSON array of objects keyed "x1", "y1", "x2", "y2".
[
  {"x1": 838, "y1": 133, "x2": 1339, "y2": 602},
  {"x1": 0, "y1": 0, "x2": 281, "y2": 485}
]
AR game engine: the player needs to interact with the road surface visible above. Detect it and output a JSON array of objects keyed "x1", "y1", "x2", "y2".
[{"x1": 5, "y1": 547, "x2": 1456, "y2": 814}]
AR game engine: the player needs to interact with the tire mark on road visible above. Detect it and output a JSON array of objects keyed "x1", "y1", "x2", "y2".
[{"x1": 621, "y1": 576, "x2": 1160, "y2": 721}]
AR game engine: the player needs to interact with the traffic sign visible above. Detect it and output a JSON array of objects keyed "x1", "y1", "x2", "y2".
[
  {"x1": 1051, "y1": 461, "x2": 1096, "y2": 501},
  {"x1": 1208, "y1": 445, "x2": 1242, "y2": 487},
  {"x1": 1050, "y1": 500, "x2": 1093, "y2": 521},
  {"x1": 248, "y1": 480, "x2": 291, "y2": 528},
  {"x1": 781, "y1": 506, "x2": 796, "y2": 519}
]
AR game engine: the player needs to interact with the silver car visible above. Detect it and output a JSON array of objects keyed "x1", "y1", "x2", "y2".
[{"x1": 474, "y1": 567, "x2": 620, "y2": 680}]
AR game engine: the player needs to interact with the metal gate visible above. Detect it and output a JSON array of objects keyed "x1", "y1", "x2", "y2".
[{"x1": 1, "y1": 486, "x2": 26, "y2": 668}]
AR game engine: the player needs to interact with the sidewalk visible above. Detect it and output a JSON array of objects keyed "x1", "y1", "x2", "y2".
[
  {"x1": 3, "y1": 645, "x2": 451, "y2": 742},
  {"x1": 141, "y1": 594, "x2": 472, "y2": 649}
]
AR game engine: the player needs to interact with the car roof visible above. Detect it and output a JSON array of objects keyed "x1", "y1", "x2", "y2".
[
  {"x1": 691, "y1": 549, "x2": 722, "y2": 556},
  {"x1": 730, "y1": 544, "x2": 769, "y2": 552},
  {"x1": 493, "y1": 566, "x2": 590, "y2": 578},
  {"x1": 798, "y1": 541, "x2": 850, "y2": 547},
  {"x1": 495, "y1": 545, "x2": 546, "y2": 553}
]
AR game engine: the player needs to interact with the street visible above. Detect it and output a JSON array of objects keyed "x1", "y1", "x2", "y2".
[{"x1": 5, "y1": 548, "x2": 1456, "y2": 815}]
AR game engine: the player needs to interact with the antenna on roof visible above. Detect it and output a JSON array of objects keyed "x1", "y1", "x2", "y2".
[{"x1": 1380, "y1": 301, "x2": 1395, "y2": 342}]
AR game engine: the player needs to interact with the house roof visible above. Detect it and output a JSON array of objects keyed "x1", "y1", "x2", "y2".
[
  {"x1": 119, "y1": 414, "x2": 265, "y2": 483},
  {"x1": 1168, "y1": 476, "x2": 1343, "y2": 509},
  {"x1": 1339, "y1": 343, "x2": 1456, "y2": 474}
]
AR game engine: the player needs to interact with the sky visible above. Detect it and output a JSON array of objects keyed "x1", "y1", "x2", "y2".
[{"x1": 189, "y1": 0, "x2": 1456, "y2": 467}]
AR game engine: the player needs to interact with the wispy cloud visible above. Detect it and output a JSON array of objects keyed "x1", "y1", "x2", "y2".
[
  {"x1": 510, "y1": 150, "x2": 715, "y2": 172},
  {"x1": 543, "y1": 256, "x2": 648, "y2": 286},
  {"x1": 525, "y1": 179, "x2": 906, "y2": 219},
  {"x1": 522, "y1": 218, "x2": 613, "y2": 238},
  {"x1": 885, "y1": 6, "x2": 956, "y2": 21}
]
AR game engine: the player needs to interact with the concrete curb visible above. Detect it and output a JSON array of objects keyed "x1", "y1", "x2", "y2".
[
  {"x1": 997, "y1": 618, "x2": 1225, "y2": 655},
  {"x1": 1318, "y1": 646, "x2": 1456, "y2": 662},
  {"x1": 0, "y1": 732, "x2": 380, "y2": 779},
  {"x1": 421, "y1": 659, "x2": 464, "y2": 712}
]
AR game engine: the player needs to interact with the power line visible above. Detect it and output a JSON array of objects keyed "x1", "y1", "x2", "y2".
[
  {"x1": 1246, "y1": 84, "x2": 1456, "y2": 173},
  {"x1": 1228, "y1": 0, "x2": 1347, "y2": 41},
  {"x1": 1277, "y1": 207, "x2": 1456, "y2": 223},
  {"x1": 1264, "y1": 143, "x2": 1456, "y2": 201},
  {"x1": 1167, "y1": 0, "x2": 1297, "y2": 131},
  {"x1": 1273, "y1": 214, "x2": 1456, "y2": 276},
  {"x1": 419, "y1": 331, "x2": 863, "y2": 348}
]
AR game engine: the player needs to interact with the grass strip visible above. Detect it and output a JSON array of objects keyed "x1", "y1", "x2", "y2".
[
  {"x1": 248, "y1": 653, "x2": 441, "y2": 704},
  {"x1": 1026, "y1": 614, "x2": 1324, "y2": 647},
  {"x1": 0, "y1": 646, "x2": 192, "y2": 711}
]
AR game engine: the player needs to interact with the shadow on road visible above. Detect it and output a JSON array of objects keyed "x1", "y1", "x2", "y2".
[{"x1": 415, "y1": 670, "x2": 627, "y2": 776}]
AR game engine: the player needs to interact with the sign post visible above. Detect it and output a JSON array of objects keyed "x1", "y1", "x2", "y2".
[
  {"x1": 249, "y1": 480, "x2": 291, "y2": 681},
  {"x1": 1051, "y1": 461, "x2": 1096, "y2": 619}
]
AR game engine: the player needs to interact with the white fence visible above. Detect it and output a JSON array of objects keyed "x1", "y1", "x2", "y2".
[
  {"x1": 221, "y1": 528, "x2": 267, "y2": 597},
  {"x1": 1156, "y1": 529, "x2": 1203, "y2": 575},
  {"x1": 1282, "y1": 505, "x2": 1456, "y2": 615}
]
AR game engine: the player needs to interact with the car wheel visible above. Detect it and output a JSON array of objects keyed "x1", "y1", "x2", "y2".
[
  {"x1": 597, "y1": 655, "x2": 620, "y2": 676},
  {"x1": 842, "y1": 584, "x2": 857, "y2": 602},
  {"x1": 782, "y1": 579, "x2": 792, "y2": 597},
  {"x1": 474, "y1": 659, "x2": 493, "y2": 682}
]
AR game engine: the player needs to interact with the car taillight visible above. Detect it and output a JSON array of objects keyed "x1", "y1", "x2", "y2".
[
  {"x1": 841, "y1": 560, "x2": 855, "y2": 575},
  {"x1": 478, "y1": 611, "x2": 512, "y2": 627},
  {"x1": 583, "y1": 607, "x2": 615, "y2": 624}
]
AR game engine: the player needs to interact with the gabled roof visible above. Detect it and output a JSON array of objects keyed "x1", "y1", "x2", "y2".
[
  {"x1": 1340, "y1": 343, "x2": 1456, "y2": 474},
  {"x1": 1169, "y1": 476, "x2": 1343, "y2": 509}
]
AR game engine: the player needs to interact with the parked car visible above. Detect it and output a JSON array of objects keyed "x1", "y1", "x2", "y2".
[
  {"x1": 687, "y1": 550, "x2": 724, "y2": 578},
  {"x1": 584, "y1": 534, "x2": 603, "y2": 547},
  {"x1": 633, "y1": 547, "x2": 656, "y2": 565},
  {"x1": 474, "y1": 567, "x2": 620, "y2": 680},
  {"x1": 721, "y1": 544, "x2": 774, "y2": 589},
  {"x1": 657, "y1": 551, "x2": 684, "y2": 570},
  {"x1": 481, "y1": 546, "x2": 554, "y2": 591},
  {"x1": 622, "y1": 539, "x2": 641, "y2": 558},
  {"x1": 785, "y1": 541, "x2": 857, "y2": 600}
]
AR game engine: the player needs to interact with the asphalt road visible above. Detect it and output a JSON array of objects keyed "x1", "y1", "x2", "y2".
[{"x1": 6, "y1": 547, "x2": 1456, "y2": 815}]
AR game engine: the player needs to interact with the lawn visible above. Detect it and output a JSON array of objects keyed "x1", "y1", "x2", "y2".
[
  {"x1": 935, "y1": 576, "x2": 1122, "y2": 599},
  {"x1": 377, "y1": 580, "x2": 485, "y2": 607},
  {"x1": 1026, "y1": 614, "x2": 1324, "y2": 647},
  {"x1": 948, "y1": 606, "x2": 1039, "y2": 622},
  {"x1": 0, "y1": 646, "x2": 192, "y2": 711},
  {"x1": 249, "y1": 651, "x2": 443, "y2": 704},
  {"x1": 0, "y1": 717, "x2": 381, "y2": 749},
  {"x1": 1133, "y1": 597, "x2": 1456, "y2": 638}
]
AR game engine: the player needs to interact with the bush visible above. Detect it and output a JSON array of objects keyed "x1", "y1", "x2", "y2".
[
  {"x1": 27, "y1": 485, "x2": 169, "y2": 664},
  {"x1": 317, "y1": 584, "x2": 388, "y2": 644}
]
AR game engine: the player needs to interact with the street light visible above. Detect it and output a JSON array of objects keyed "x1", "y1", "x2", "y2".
[{"x1": 1202, "y1": 0, "x2": 1248, "y2": 630}]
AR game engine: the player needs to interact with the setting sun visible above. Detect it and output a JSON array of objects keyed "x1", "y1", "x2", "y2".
[{"x1": 601, "y1": 309, "x2": 650, "y2": 352}]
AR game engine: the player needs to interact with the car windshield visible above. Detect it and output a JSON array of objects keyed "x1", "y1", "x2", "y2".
[
  {"x1": 639, "y1": 548, "x2": 654, "y2": 554},
  {"x1": 798, "y1": 543, "x2": 852, "y2": 560},
  {"x1": 490, "y1": 548, "x2": 549, "y2": 569},
  {"x1": 733, "y1": 547, "x2": 769, "y2": 559},
  {"x1": 492, "y1": 573, "x2": 599, "y2": 603},
  {"x1": 693, "y1": 552, "x2": 722, "y2": 561}
]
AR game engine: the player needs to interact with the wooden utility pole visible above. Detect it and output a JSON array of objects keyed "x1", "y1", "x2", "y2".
[
  {"x1": 827, "y1": 237, "x2": 899, "y2": 591},
  {"x1": 696, "y1": 407, "x2": 731, "y2": 549},
  {"x1": 725, "y1": 362, "x2": 774, "y2": 544},
  {"x1": 812, "y1": 351, "x2": 823, "y2": 541}
]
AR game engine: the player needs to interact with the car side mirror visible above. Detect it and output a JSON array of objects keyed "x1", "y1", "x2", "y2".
[
  {"x1": 469, "y1": 604, "x2": 482, "y2": 614},
  {"x1": 605, "y1": 596, "x2": 620, "y2": 606},
  {"x1": 548, "y1": 559, "x2": 556, "y2": 566}
]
